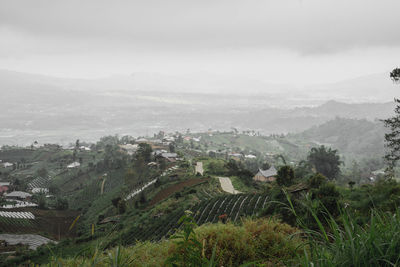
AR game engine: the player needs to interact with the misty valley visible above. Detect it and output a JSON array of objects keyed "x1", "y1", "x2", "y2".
[{"x1": 1, "y1": 1, "x2": 400, "y2": 266}]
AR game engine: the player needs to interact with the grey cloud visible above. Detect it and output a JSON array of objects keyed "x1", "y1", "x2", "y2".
[{"x1": 0, "y1": 0, "x2": 399, "y2": 54}]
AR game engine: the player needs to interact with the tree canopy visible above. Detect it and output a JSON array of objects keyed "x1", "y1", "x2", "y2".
[
  {"x1": 276, "y1": 165, "x2": 295, "y2": 186},
  {"x1": 384, "y1": 68, "x2": 400, "y2": 169},
  {"x1": 307, "y1": 146, "x2": 341, "y2": 180},
  {"x1": 390, "y1": 68, "x2": 400, "y2": 83}
]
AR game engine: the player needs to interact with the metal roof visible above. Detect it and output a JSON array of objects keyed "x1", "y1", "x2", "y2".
[
  {"x1": 258, "y1": 166, "x2": 277, "y2": 177},
  {"x1": 6, "y1": 191, "x2": 32, "y2": 198}
]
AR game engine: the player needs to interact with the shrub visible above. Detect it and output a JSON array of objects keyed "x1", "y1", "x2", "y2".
[
  {"x1": 43, "y1": 217, "x2": 303, "y2": 266},
  {"x1": 55, "y1": 197, "x2": 69, "y2": 210},
  {"x1": 307, "y1": 173, "x2": 326, "y2": 189},
  {"x1": 192, "y1": 218, "x2": 303, "y2": 266},
  {"x1": 277, "y1": 165, "x2": 295, "y2": 186}
]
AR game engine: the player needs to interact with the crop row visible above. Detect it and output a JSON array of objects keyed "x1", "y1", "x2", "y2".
[
  {"x1": 122, "y1": 208, "x2": 185, "y2": 245},
  {"x1": 68, "y1": 179, "x2": 102, "y2": 209},
  {"x1": 192, "y1": 193, "x2": 269, "y2": 225},
  {"x1": 0, "y1": 216, "x2": 36, "y2": 233},
  {"x1": 28, "y1": 176, "x2": 51, "y2": 189},
  {"x1": 122, "y1": 193, "x2": 270, "y2": 245},
  {"x1": 0, "y1": 211, "x2": 35, "y2": 219}
]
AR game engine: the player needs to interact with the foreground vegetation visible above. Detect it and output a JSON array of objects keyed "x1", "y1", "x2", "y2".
[
  {"x1": 42, "y1": 215, "x2": 303, "y2": 267},
  {"x1": 31, "y1": 203, "x2": 400, "y2": 267},
  {"x1": 1, "y1": 114, "x2": 400, "y2": 266}
]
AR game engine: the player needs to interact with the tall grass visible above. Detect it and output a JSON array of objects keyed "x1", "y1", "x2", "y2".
[
  {"x1": 284, "y1": 190, "x2": 400, "y2": 267},
  {"x1": 39, "y1": 213, "x2": 302, "y2": 267}
]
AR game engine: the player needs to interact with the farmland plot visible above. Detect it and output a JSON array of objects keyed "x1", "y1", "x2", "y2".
[
  {"x1": 28, "y1": 176, "x2": 51, "y2": 190},
  {"x1": 123, "y1": 193, "x2": 270, "y2": 245},
  {"x1": 0, "y1": 234, "x2": 57, "y2": 250},
  {"x1": 192, "y1": 193, "x2": 269, "y2": 224}
]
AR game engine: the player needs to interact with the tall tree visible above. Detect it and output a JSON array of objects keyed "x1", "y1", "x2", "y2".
[
  {"x1": 390, "y1": 68, "x2": 400, "y2": 83},
  {"x1": 307, "y1": 146, "x2": 341, "y2": 180},
  {"x1": 384, "y1": 68, "x2": 400, "y2": 169},
  {"x1": 137, "y1": 143, "x2": 153, "y2": 162},
  {"x1": 276, "y1": 165, "x2": 295, "y2": 186}
]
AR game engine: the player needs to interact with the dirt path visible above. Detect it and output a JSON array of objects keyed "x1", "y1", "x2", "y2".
[
  {"x1": 218, "y1": 177, "x2": 241, "y2": 194},
  {"x1": 195, "y1": 162, "x2": 204, "y2": 175}
]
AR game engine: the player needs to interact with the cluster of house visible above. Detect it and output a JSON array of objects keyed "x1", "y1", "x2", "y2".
[
  {"x1": 136, "y1": 135, "x2": 176, "y2": 146},
  {"x1": 64, "y1": 144, "x2": 91, "y2": 151},
  {"x1": 119, "y1": 144, "x2": 139, "y2": 155},
  {"x1": 0, "y1": 182, "x2": 36, "y2": 208},
  {"x1": 183, "y1": 136, "x2": 201, "y2": 142},
  {"x1": 153, "y1": 150, "x2": 180, "y2": 163},
  {"x1": 0, "y1": 178, "x2": 51, "y2": 208},
  {"x1": 0, "y1": 181, "x2": 35, "y2": 200}
]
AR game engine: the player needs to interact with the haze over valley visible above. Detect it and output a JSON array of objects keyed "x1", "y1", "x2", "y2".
[
  {"x1": 0, "y1": 69, "x2": 397, "y2": 145},
  {"x1": 2, "y1": 1, "x2": 400, "y2": 266}
]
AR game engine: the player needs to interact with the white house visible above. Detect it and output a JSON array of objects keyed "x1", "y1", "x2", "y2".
[
  {"x1": 67, "y1": 162, "x2": 81, "y2": 168},
  {"x1": 2, "y1": 162, "x2": 13, "y2": 168}
]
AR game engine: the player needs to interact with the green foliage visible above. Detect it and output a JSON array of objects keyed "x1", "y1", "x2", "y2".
[
  {"x1": 276, "y1": 165, "x2": 295, "y2": 186},
  {"x1": 165, "y1": 212, "x2": 206, "y2": 266},
  {"x1": 42, "y1": 216, "x2": 302, "y2": 267},
  {"x1": 124, "y1": 157, "x2": 155, "y2": 189},
  {"x1": 346, "y1": 179, "x2": 400, "y2": 222},
  {"x1": 204, "y1": 159, "x2": 227, "y2": 175},
  {"x1": 294, "y1": 160, "x2": 312, "y2": 180},
  {"x1": 36, "y1": 167, "x2": 48, "y2": 178},
  {"x1": 137, "y1": 143, "x2": 153, "y2": 163},
  {"x1": 348, "y1": 180, "x2": 355, "y2": 190},
  {"x1": 34, "y1": 192, "x2": 47, "y2": 209},
  {"x1": 225, "y1": 160, "x2": 254, "y2": 186},
  {"x1": 307, "y1": 145, "x2": 341, "y2": 180},
  {"x1": 312, "y1": 183, "x2": 340, "y2": 216},
  {"x1": 307, "y1": 173, "x2": 327, "y2": 189},
  {"x1": 261, "y1": 161, "x2": 271, "y2": 170},
  {"x1": 295, "y1": 206, "x2": 400, "y2": 267},
  {"x1": 384, "y1": 98, "x2": 400, "y2": 168},
  {"x1": 139, "y1": 192, "x2": 147, "y2": 204},
  {"x1": 55, "y1": 197, "x2": 69, "y2": 210}
]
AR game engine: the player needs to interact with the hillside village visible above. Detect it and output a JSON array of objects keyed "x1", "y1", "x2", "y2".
[
  {"x1": 0, "y1": 118, "x2": 393, "y2": 265},
  {"x1": 1, "y1": 1, "x2": 400, "y2": 265}
]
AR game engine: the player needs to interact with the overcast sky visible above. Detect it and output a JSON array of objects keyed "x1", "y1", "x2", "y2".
[{"x1": 0, "y1": 0, "x2": 399, "y2": 85}]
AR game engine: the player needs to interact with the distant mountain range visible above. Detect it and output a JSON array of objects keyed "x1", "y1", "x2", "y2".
[{"x1": 0, "y1": 69, "x2": 397, "y2": 145}]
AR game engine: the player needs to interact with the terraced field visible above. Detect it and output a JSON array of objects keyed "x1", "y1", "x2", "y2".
[
  {"x1": 28, "y1": 176, "x2": 51, "y2": 190},
  {"x1": 125, "y1": 178, "x2": 158, "y2": 201},
  {"x1": 122, "y1": 193, "x2": 269, "y2": 245},
  {"x1": 0, "y1": 208, "x2": 79, "y2": 239},
  {"x1": 0, "y1": 216, "x2": 36, "y2": 233},
  {"x1": 149, "y1": 178, "x2": 210, "y2": 206},
  {"x1": 0, "y1": 234, "x2": 57, "y2": 250},
  {"x1": 122, "y1": 207, "x2": 186, "y2": 245},
  {"x1": 0, "y1": 211, "x2": 35, "y2": 219},
  {"x1": 192, "y1": 193, "x2": 269, "y2": 225}
]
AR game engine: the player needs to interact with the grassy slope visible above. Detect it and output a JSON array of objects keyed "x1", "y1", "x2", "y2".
[{"x1": 39, "y1": 218, "x2": 304, "y2": 267}]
